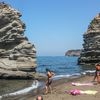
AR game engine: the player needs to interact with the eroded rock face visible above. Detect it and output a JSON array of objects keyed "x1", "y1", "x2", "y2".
[
  {"x1": 0, "y1": 2, "x2": 36, "y2": 79},
  {"x1": 78, "y1": 13, "x2": 100, "y2": 65}
]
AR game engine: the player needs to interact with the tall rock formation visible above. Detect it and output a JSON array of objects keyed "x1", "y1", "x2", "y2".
[
  {"x1": 0, "y1": 2, "x2": 36, "y2": 79},
  {"x1": 78, "y1": 13, "x2": 100, "y2": 65}
]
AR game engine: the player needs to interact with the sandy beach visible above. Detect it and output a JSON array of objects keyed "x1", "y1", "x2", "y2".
[
  {"x1": 4, "y1": 75, "x2": 100, "y2": 100},
  {"x1": 29, "y1": 75, "x2": 100, "y2": 100}
]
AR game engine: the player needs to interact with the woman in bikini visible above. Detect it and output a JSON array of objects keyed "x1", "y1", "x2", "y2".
[
  {"x1": 45, "y1": 68, "x2": 55, "y2": 94},
  {"x1": 93, "y1": 63, "x2": 100, "y2": 83}
]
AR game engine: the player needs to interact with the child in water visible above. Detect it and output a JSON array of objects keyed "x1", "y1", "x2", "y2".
[{"x1": 45, "y1": 68, "x2": 55, "y2": 94}]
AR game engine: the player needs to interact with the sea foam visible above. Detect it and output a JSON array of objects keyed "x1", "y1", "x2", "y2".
[{"x1": 0, "y1": 80, "x2": 40, "y2": 99}]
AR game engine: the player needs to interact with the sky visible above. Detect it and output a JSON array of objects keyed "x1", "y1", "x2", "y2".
[{"x1": 1, "y1": 0, "x2": 100, "y2": 56}]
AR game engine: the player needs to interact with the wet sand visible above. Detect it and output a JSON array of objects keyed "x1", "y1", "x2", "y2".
[{"x1": 2, "y1": 75, "x2": 100, "y2": 100}]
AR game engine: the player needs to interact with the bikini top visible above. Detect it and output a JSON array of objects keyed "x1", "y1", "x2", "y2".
[{"x1": 47, "y1": 72, "x2": 52, "y2": 78}]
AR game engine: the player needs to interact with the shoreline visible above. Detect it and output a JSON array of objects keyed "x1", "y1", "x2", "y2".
[
  {"x1": 1, "y1": 76, "x2": 82, "y2": 100},
  {"x1": 2, "y1": 74, "x2": 100, "y2": 100}
]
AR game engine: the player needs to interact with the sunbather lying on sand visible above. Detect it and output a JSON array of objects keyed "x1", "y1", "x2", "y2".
[{"x1": 65, "y1": 89, "x2": 98, "y2": 95}]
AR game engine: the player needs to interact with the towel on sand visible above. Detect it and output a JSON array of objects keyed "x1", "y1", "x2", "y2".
[
  {"x1": 72, "y1": 82, "x2": 94, "y2": 86},
  {"x1": 80, "y1": 90, "x2": 98, "y2": 95}
]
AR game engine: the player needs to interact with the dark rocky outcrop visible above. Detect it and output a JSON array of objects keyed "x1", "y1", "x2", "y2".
[
  {"x1": 65, "y1": 49, "x2": 82, "y2": 56},
  {"x1": 78, "y1": 13, "x2": 100, "y2": 65},
  {"x1": 0, "y1": 2, "x2": 37, "y2": 79}
]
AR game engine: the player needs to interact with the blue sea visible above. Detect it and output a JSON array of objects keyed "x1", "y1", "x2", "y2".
[
  {"x1": 36, "y1": 56, "x2": 95, "y2": 78},
  {"x1": 0, "y1": 56, "x2": 96, "y2": 98}
]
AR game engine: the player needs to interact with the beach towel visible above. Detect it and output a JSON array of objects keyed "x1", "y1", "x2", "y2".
[
  {"x1": 80, "y1": 90, "x2": 98, "y2": 95},
  {"x1": 72, "y1": 82, "x2": 94, "y2": 86},
  {"x1": 66, "y1": 89, "x2": 98, "y2": 96}
]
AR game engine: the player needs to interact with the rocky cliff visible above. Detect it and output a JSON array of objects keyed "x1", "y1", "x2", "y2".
[
  {"x1": 65, "y1": 49, "x2": 82, "y2": 56},
  {"x1": 78, "y1": 13, "x2": 100, "y2": 65},
  {"x1": 0, "y1": 2, "x2": 36, "y2": 79}
]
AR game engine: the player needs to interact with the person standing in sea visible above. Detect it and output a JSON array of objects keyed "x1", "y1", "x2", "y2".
[{"x1": 45, "y1": 68, "x2": 55, "y2": 94}]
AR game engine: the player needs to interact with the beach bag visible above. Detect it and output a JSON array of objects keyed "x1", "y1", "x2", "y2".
[{"x1": 70, "y1": 89, "x2": 80, "y2": 95}]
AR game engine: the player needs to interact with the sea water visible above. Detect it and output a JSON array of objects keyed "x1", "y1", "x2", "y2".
[
  {"x1": 0, "y1": 56, "x2": 96, "y2": 98},
  {"x1": 37, "y1": 56, "x2": 95, "y2": 77}
]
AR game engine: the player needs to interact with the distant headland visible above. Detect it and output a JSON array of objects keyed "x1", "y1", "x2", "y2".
[{"x1": 65, "y1": 49, "x2": 82, "y2": 57}]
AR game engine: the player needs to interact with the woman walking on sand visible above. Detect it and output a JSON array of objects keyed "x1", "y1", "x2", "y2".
[
  {"x1": 45, "y1": 68, "x2": 55, "y2": 94},
  {"x1": 93, "y1": 63, "x2": 100, "y2": 83}
]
